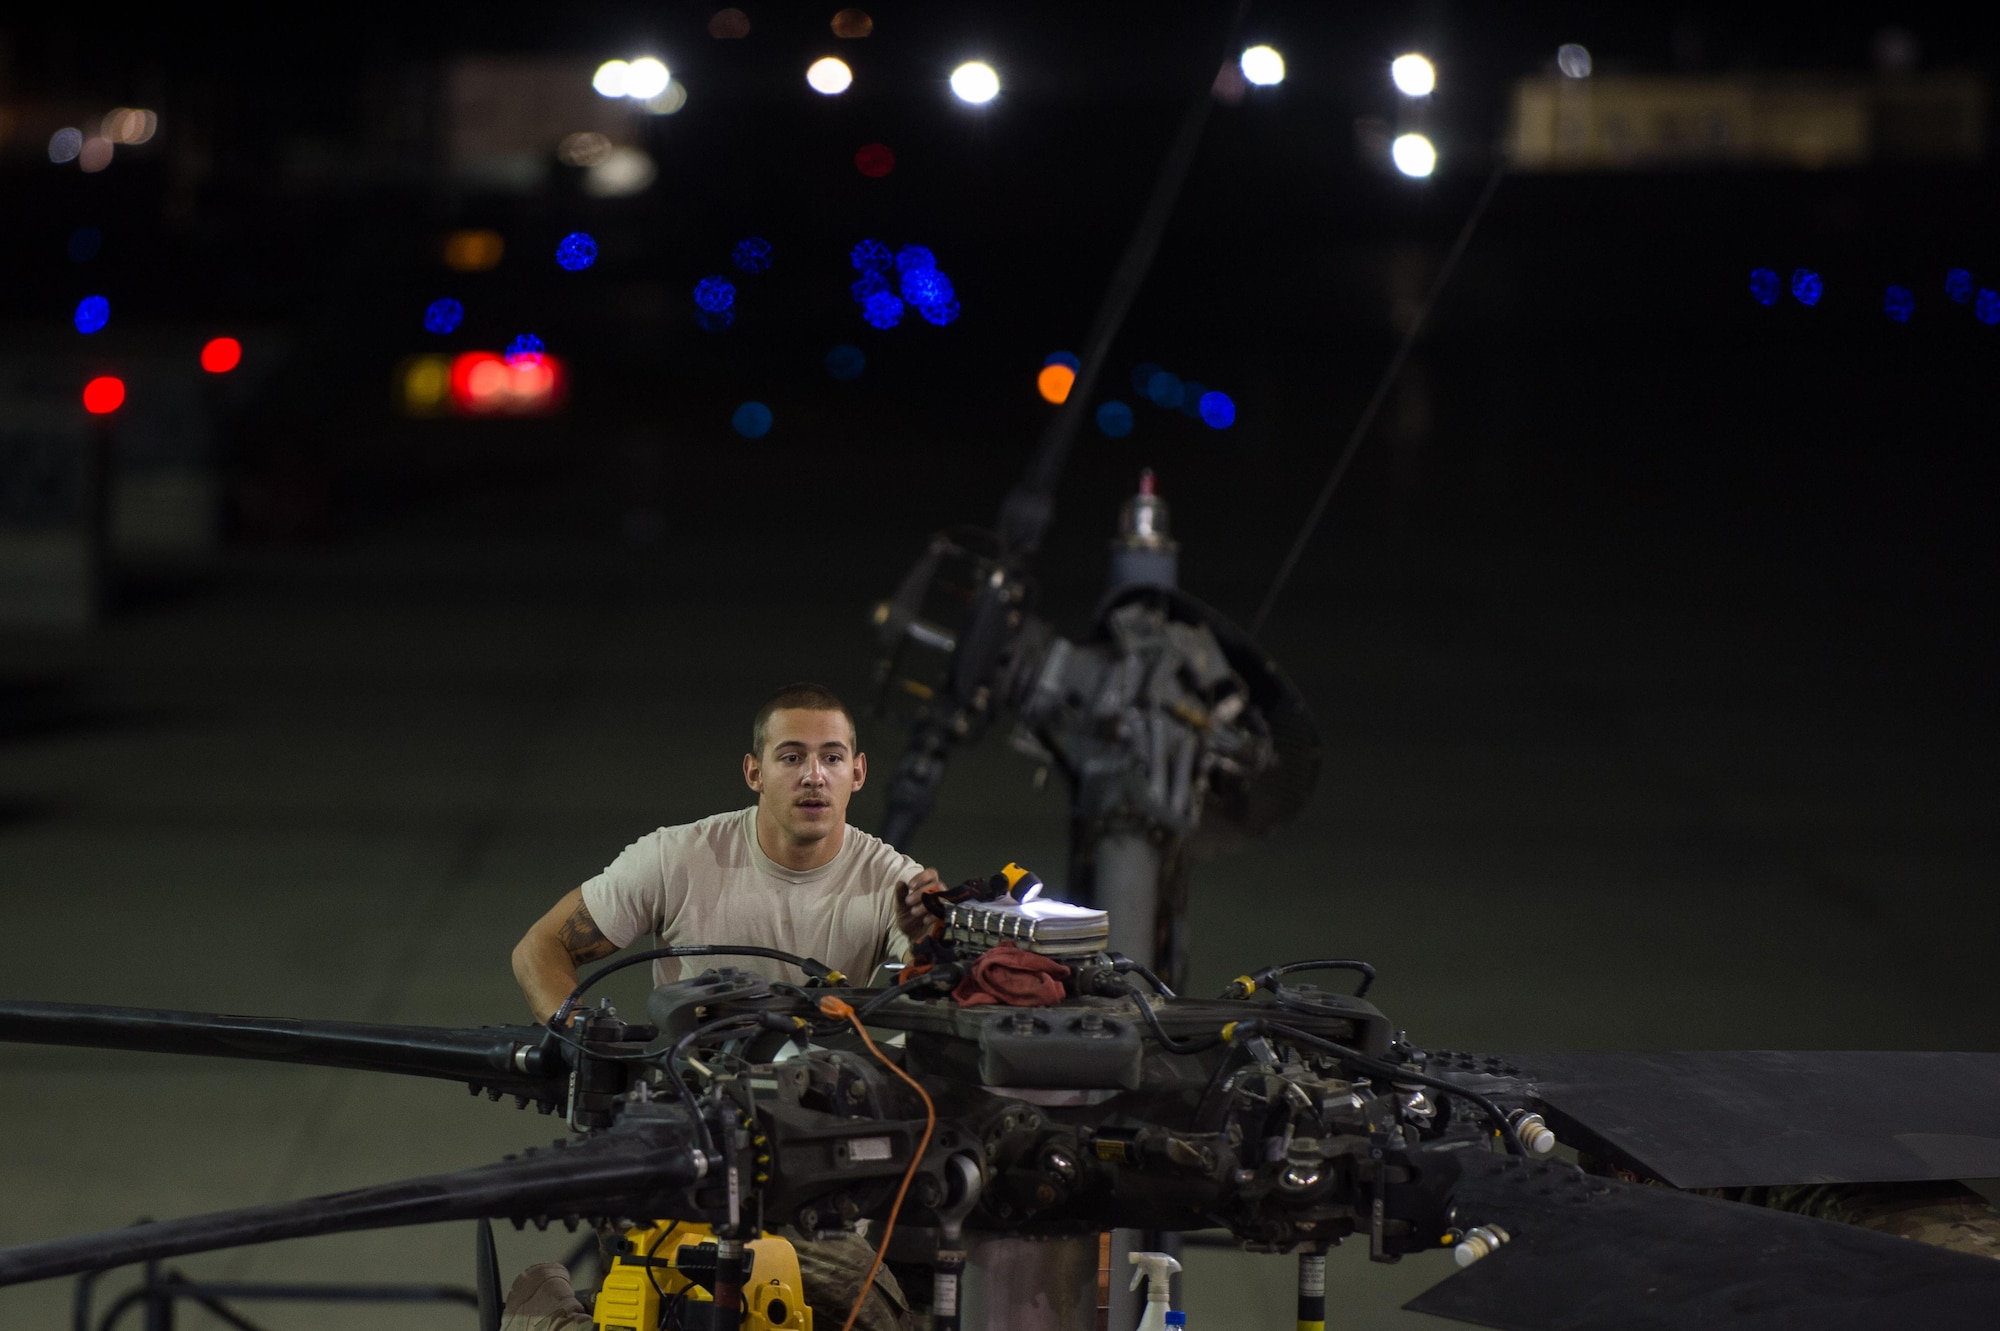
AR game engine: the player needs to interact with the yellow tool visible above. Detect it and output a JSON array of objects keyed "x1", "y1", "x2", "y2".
[{"x1": 593, "y1": 1220, "x2": 813, "y2": 1331}]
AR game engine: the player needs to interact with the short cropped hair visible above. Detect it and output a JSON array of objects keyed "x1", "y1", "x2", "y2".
[{"x1": 751, "y1": 682, "x2": 858, "y2": 758}]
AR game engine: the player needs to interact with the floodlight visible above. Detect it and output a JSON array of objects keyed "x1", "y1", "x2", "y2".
[
  {"x1": 950, "y1": 62, "x2": 999, "y2": 104},
  {"x1": 1240, "y1": 45, "x2": 1285, "y2": 86},
  {"x1": 1391, "y1": 54, "x2": 1435, "y2": 97},
  {"x1": 1391, "y1": 133, "x2": 1437, "y2": 177}
]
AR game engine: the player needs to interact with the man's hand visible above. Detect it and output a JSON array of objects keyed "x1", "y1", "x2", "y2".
[{"x1": 898, "y1": 867, "x2": 944, "y2": 942}]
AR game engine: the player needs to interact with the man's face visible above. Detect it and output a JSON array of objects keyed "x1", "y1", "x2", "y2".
[{"x1": 743, "y1": 708, "x2": 866, "y2": 845}]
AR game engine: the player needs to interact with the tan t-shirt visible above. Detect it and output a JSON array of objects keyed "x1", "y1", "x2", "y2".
[{"x1": 580, "y1": 807, "x2": 920, "y2": 986}]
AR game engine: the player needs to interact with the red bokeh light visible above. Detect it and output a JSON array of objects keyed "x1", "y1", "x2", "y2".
[
  {"x1": 854, "y1": 143, "x2": 896, "y2": 178},
  {"x1": 200, "y1": 337, "x2": 243, "y2": 374},
  {"x1": 448, "y1": 351, "x2": 564, "y2": 415},
  {"x1": 82, "y1": 376, "x2": 126, "y2": 415}
]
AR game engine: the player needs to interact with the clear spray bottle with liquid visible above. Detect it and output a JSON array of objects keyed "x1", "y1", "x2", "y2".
[{"x1": 1128, "y1": 1251, "x2": 1183, "y2": 1331}]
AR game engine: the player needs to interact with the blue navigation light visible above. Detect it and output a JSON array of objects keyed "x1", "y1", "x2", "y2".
[
  {"x1": 73, "y1": 295, "x2": 109, "y2": 334},
  {"x1": 917, "y1": 296, "x2": 960, "y2": 326},
  {"x1": 1978, "y1": 290, "x2": 2000, "y2": 326},
  {"x1": 862, "y1": 291, "x2": 904, "y2": 328},
  {"x1": 733, "y1": 237, "x2": 773, "y2": 273},
  {"x1": 826, "y1": 344, "x2": 866, "y2": 381},
  {"x1": 894, "y1": 244, "x2": 936, "y2": 275},
  {"x1": 1096, "y1": 401, "x2": 1134, "y2": 438},
  {"x1": 424, "y1": 298, "x2": 465, "y2": 335},
  {"x1": 68, "y1": 227, "x2": 101, "y2": 264},
  {"x1": 732, "y1": 402, "x2": 774, "y2": 439},
  {"x1": 1130, "y1": 363, "x2": 1162, "y2": 395},
  {"x1": 1145, "y1": 369, "x2": 1183, "y2": 409},
  {"x1": 1748, "y1": 268, "x2": 1779, "y2": 306},
  {"x1": 555, "y1": 232, "x2": 598, "y2": 271},
  {"x1": 1789, "y1": 269, "x2": 1822, "y2": 306},
  {"x1": 851, "y1": 271, "x2": 889, "y2": 302},
  {"x1": 901, "y1": 267, "x2": 952, "y2": 306},
  {"x1": 850, "y1": 239, "x2": 892, "y2": 272},
  {"x1": 1946, "y1": 268, "x2": 1974, "y2": 303},
  {"x1": 1045, "y1": 351, "x2": 1080, "y2": 371},
  {"x1": 1179, "y1": 382, "x2": 1207, "y2": 416},
  {"x1": 505, "y1": 333, "x2": 545, "y2": 363},
  {"x1": 1198, "y1": 390, "x2": 1236, "y2": 429},
  {"x1": 694, "y1": 275, "x2": 737, "y2": 312},
  {"x1": 1883, "y1": 286, "x2": 1915, "y2": 324}
]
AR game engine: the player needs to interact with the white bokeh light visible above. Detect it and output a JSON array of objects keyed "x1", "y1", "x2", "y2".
[
  {"x1": 1391, "y1": 132, "x2": 1437, "y2": 178},
  {"x1": 950, "y1": 61, "x2": 1000, "y2": 104},
  {"x1": 807, "y1": 57, "x2": 854, "y2": 95},
  {"x1": 1390, "y1": 54, "x2": 1435, "y2": 96},
  {"x1": 624, "y1": 58, "x2": 670, "y2": 100},
  {"x1": 1557, "y1": 43, "x2": 1593, "y2": 79},
  {"x1": 593, "y1": 60, "x2": 630, "y2": 97},
  {"x1": 1240, "y1": 45, "x2": 1285, "y2": 86}
]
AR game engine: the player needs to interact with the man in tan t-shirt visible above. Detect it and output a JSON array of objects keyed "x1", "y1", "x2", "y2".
[
  {"x1": 509, "y1": 682, "x2": 942, "y2": 1331},
  {"x1": 512, "y1": 681, "x2": 942, "y2": 1020}
]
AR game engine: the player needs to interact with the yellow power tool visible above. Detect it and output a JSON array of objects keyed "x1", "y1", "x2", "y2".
[{"x1": 593, "y1": 1221, "x2": 812, "y2": 1331}]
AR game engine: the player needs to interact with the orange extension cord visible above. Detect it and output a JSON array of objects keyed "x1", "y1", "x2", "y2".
[{"x1": 818, "y1": 995, "x2": 937, "y2": 1331}]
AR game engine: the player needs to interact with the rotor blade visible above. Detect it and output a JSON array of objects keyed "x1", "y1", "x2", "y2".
[
  {"x1": 0, "y1": 1000, "x2": 562, "y2": 1101},
  {"x1": 1408, "y1": 1150, "x2": 2000, "y2": 1331},
  {"x1": 0, "y1": 1124, "x2": 702, "y2": 1288},
  {"x1": 1505, "y1": 1051, "x2": 2000, "y2": 1188}
]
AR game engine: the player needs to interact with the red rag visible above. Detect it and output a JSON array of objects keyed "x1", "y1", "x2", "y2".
[{"x1": 952, "y1": 942, "x2": 1071, "y2": 1007}]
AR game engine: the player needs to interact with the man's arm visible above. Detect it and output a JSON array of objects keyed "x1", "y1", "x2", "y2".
[{"x1": 511, "y1": 886, "x2": 619, "y2": 1023}]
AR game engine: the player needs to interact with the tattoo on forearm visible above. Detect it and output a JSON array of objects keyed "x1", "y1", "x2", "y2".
[{"x1": 556, "y1": 900, "x2": 616, "y2": 963}]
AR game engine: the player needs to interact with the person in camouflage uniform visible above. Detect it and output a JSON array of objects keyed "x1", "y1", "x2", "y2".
[
  {"x1": 1584, "y1": 1154, "x2": 2000, "y2": 1262},
  {"x1": 1716, "y1": 1181, "x2": 2000, "y2": 1261}
]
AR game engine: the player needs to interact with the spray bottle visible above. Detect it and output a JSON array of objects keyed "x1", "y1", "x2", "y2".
[{"x1": 1128, "y1": 1251, "x2": 1182, "y2": 1331}]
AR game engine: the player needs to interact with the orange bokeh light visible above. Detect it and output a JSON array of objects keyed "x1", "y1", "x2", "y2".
[
  {"x1": 200, "y1": 337, "x2": 242, "y2": 373},
  {"x1": 1036, "y1": 363, "x2": 1076, "y2": 404},
  {"x1": 448, "y1": 351, "x2": 564, "y2": 415},
  {"x1": 83, "y1": 376, "x2": 126, "y2": 414}
]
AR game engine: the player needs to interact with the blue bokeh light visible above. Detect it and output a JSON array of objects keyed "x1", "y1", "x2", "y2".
[
  {"x1": 1045, "y1": 351, "x2": 1080, "y2": 371},
  {"x1": 1130, "y1": 363, "x2": 1162, "y2": 395},
  {"x1": 1946, "y1": 268, "x2": 1974, "y2": 303},
  {"x1": 424, "y1": 298, "x2": 465, "y2": 335},
  {"x1": 894, "y1": 245, "x2": 936, "y2": 275},
  {"x1": 555, "y1": 232, "x2": 598, "y2": 271},
  {"x1": 697, "y1": 308, "x2": 735, "y2": 332},
  {"x1": 1883, "y1": 286, "x2": 1915, "y2": 324},
  {"x1": 851, "y1": 272, "x2": 890, "y2": 303},
  {"x1": 862, "y1": 291, "x2": 904, "y2": 329},
  {"x1": 1096, "y1": 401, "x2": 1134, "y2": 438},
  {"x1": 732, "y1": 402, "x2": 774, "y2": 439},
  {"x1": 1978, "y1": 290, "x2": 2000, "y2": 326},
  {"x1": 1790, "y1": 269, "x2": 1822, "y2": 306},
  {"x1": 1748, "y1": 268, "x2": 1779, "y2": 307},
  {"x1": 1145, "y1": 369, "x2": 1183, "y2": 409},
  {"x1": 1179, "y1": 382, "x2": 1207, "y2": 417},
  {"x1": 67, "y1": 228, "x2": 101, "y2": 264},
  {"x1": 917, "y1": 296, "x2": 961, "y2": 327},
  {"x1": 850, "y1": 239, "x2": 892, "y2": 272},
  {"x1": 505, "y1": 333, "x2": 545, "y2": 363},
  {"x1": 73, "y1": 295, "x2": 109, "y2": 335},
  {"x1": 694, "y1": 276, "x2": 737, "y2": 313},
  {"x1": 1198, "y1": 391, "x2": 1236, "y2": 429},
  {"x1": 826, "y1": 344, "x2": 866, "y2": 381},
  {"x1": 900, "y1": 267, "x2": 952, "y2": 306},
  {"x1": 733, "y1": 237, "x2": 773, "y2": 273}
]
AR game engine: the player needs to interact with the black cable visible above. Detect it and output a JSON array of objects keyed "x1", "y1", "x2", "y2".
[
  {"x1": 1111, "y1": 956, "x2": 1176, "y2": 999},
  {"x1": 550, "y1": 945, "x2": 838, "y2": 1029},
  {"x1": 1127, "y1": 985, "x2": 1219, "y2": 1055},
  {"x1": 1252, "y1": 1021, "x2": 1524, "y2": 1157},
  {"x1": 1251, "y1": 158, "x2": 1509, "y2": 637},
  {"x1": 1226, "y1": 958, "x2": 1377, "y2": 1000}
]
